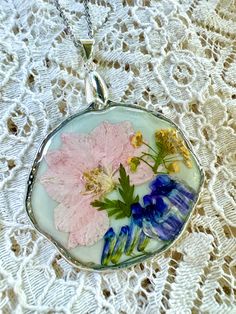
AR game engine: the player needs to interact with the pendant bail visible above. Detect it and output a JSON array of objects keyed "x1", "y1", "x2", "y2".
[
  {"x1": 85, "y1": 70, "x2": 109, "y2": 109},
  {"x1": 81, "y1": 39, "x2": 109, "y2": 108},
  {"x1": 80, "y1": 39, "x2": 94, "y2": 61}
]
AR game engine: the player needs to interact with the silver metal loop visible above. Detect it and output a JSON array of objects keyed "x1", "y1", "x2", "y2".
[
  {"x1": 81, "y1": 38, "x2": 94, "y2": 61},
  {"x1": 85, "y1": 70, "x2": 109, "y2": 108}
]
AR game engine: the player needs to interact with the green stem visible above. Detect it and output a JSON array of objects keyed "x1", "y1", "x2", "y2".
[
  {"x1": 163, "y1": 155, "x2": 181, "y2": 161},
  {"x1": 139, "y1": 157, "x2": 155, "y2": 170},
  {"x1": 164, "y1": 158, "x2": 183, "y2": 162},
  {"x1": 140, "y1": 152, "x2": 157, "y2": 161},
  {"x1": 162, "y1": 159, "x2": 168, "y2": 169},
  {"x1": 152, "y1": 159, "x2": 162, "y2": 174},
  {"x1": 142, "y1": 141, "x2": 159, "y2": 154},
  {"x1": 152, "y1": 150, "x2": 169, "y2": 173}
]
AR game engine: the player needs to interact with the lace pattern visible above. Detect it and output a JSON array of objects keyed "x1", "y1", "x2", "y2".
[{"x1": 0, "y1": 0, "x2": 235, "y2": 312}]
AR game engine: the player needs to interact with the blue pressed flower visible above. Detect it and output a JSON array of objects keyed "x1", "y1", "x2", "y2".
[
  {"x1": 149, "y1": 221, "x2": 171, "y2": 241},
  {"x1": 175, "y1": 182, "x2": 195, "y2": 201},
  {"x1": 164, "y1": 215, "x2": 183, "y2": 232},
  {"x1": 101, "y1": 174, "x2": 196, "y2": 265},
  {"x1": 147, "y1": 214, "x2": 183, "y2": 241},
  {"x1": 151, "y1": 174, "x2": 171, "y2": 188},
  {"x1": 101, "y1": 227, "x2": 116, "y2": 266},
  {"x1": 131, "y1": 203, "x2": 144, "y2": 227},
  {"x1": 143, "y1": 194, "x2": 169, "y2": 219},
  {"x1": 142, "y1": 217, "x2": 159, "y2": 238},
  {"x1": 167, "y1": 189, "x2": 191, "y2": 215},
  {"x1": 143, "y1": 194, "x2": 152, "y2": 207},
  {"x1": 125, "y1": 220, "x2": 141, "y2": 255},
  {"x1": 150, "y1": 174, "x2": 175, "y2": 195},
  {"x1": 161, "y1": 214, "x2": 183, "y2": 240},
  {"x1": 111, "y1": 226, "x2": 129, "y2": 264},
  {"x1": 137, "y1": 230, "x2": 150, "y2": 252}
]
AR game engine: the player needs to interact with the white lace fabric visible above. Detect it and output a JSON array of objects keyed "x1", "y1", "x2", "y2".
[{"x1": 0, "y1": 0, "x2": 235, "y2": 313}]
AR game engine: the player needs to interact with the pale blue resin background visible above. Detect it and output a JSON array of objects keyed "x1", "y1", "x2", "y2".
[{"x1": 31, "y1": 106, "x2": 202, "y2": 266}]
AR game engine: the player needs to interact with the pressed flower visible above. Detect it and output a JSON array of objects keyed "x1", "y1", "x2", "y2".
[
  {"x1": 82, "y1": 166, "x2": 115, "y2": 195},
  {"x1": 101, "y1": 228, "x2": 116, "y2": 266},
  {"x1": 131, "y1": 131, "x2": 143, "y2": 147},
  {"x1": 92, "y1": 165, "x2": 141, "y2": 220},
  {"x1": 130, "y1": 202, "x2": 144, "y2": 228},
  {"x1": 143, "y1": 195, "x2": 169, "y2": 223},
  {"x1": 155, "y1": 128, "x2": 192, "y2": 168},
  {"x1": 137, "y1": 175, "x2": 195, "y2": 241},
  {"x1": 143, "y1": 214, "x2": 183, "y2": 241},
  {"x1": 167, "y1": 161, "x2": 180, "y2": 173},
  {"x1": 41, "y1": 121, "x2": 153, "y2": 248},
  {"x1": 101, "y1": 223, "x2": 149, "y2": 265},
  {"x1": 99, "y1": 173, "x2": 196, "y2": 265},
  {"x1": 149, "y1": 174, "x2": 175, "y2": 195},
  {"x1": 167, "y1": 189, "x2": 193, "y2": 215},
  {"x1": 125, "y1": 221, "x2": 141, "y2": 255},
  {"x1": 142, "y1": 209, "x2": 184, "y2": 241},
  {"x1": 127, "y1": 156, "x2": 140, "y2": 172},
  {"x1": 137, "y1": 230, "x2": 150, "y2": 252},
  {"x1": 100, "y1": 174, "x2": 196, "y2": 265},
  {"x1": 185, "y1": 160, "x2": 192, "y2": 168},
  {"x1": 143, "y1": 194, "x2": 169, "y2": 214},
  {"x1": 125, "y1": 204, "x2": 144, "y2": 255},
  {"x1": 142, "y1": 217, "x2": 158, "y2": 238},
  {"x1": 175, "y1": 182, "x2": 195, "y2": 200},
  {"x1": 111, "y1": 226, "x2": 129, "y2": 264},
  {"x1": 141, "y1": 191, "x2": 184, "y2": 242},
  {"x1": 126, "y1": 127, "x2": 193, "y2": 175}
]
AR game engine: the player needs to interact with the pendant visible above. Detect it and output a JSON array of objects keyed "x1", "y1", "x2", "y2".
[{"x1": 25, "y1": 41, "x2": 204, "y2": 271}]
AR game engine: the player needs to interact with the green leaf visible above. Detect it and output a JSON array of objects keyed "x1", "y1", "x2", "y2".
[
  {"x1": 108, "y1": 209, "x2": 119, "y2": 217},
  {"x1": 91, "y1": 164, "x2": 139, "y2": 220}
]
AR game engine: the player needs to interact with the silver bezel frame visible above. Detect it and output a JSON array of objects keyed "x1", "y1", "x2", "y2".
[{"x1": 25, "y1": 103, "x2": 204, "y2": 272}]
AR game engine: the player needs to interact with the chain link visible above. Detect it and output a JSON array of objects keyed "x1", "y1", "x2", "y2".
[
  {"x1": 53, "y1": 0, "x2": 93, "y2": 49},
  {"x1": 83, "y1": 0, "x2": 93, "y2": 39}
]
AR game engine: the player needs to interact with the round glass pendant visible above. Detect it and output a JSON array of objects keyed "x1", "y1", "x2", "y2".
[{"x1": 25, "y1": 104, "x2": 204, "y2": 271}]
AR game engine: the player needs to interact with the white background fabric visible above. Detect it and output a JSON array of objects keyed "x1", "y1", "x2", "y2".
[{"x1": 0, "y1": 0, "x2": 235, "y2": 313}]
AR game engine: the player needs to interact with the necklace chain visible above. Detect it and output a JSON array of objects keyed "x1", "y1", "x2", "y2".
[
  {"x1": 53, "y1": 0, "x2": 109, "y2": 106},
  {"x1": 54, "y1": 0, "x2": 93, "y2": 49},
  {"x1": 83, "y1": 0, "x2": 93, "y2": 39}
]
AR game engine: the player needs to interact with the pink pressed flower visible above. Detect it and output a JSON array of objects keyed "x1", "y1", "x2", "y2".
[{"x1": 40, "y1": 121, "x2": 153, "y2": 248}]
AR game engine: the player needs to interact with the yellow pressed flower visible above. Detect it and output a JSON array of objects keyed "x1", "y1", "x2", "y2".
[
  {"x1": 155, "y1": 128, "x2": 192, "y2": 168},
  {"x1": 131, "y1": 131, "x2": 143, "y2": 148},
  {"x1": 127, "y1": 157, "x2": 140, "y2": 172},
  {"x1": 167, "y1": 162, "x2": 180, "y2": 173},
  {"x1": 171, "y1": 129, "x2": 178, "y2": 138},
  {"x1": 180, "y1": 146, "x2": 190, "y2": 157},
  {"x1": 185, "y1": 159, "x2": 193, "y2": 168}
]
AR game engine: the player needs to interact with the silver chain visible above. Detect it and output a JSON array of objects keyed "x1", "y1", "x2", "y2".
[
  {"x1": 83, "y1": 0, "x2": 93, "y2": 39},
  {"x1": 54, "y1": 0, "x2": 93, "y2": 49}
]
